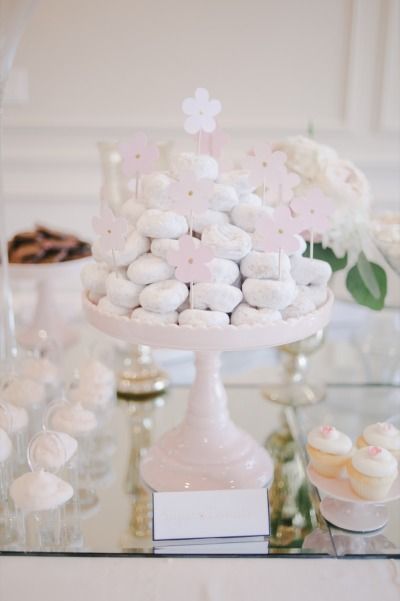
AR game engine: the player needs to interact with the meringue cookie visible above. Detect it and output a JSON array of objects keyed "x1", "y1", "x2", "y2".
[
  {"x1": 127, "y1": 253, "x2": 174, "y2": 285},
  {"x1": 120, "y1": 199, "x2": 147, "y2": 225},
  {"x1": 81, "y1": 262, "x2": 109, "y2": 297},
  {"x1": 0, "y1": 427, "x2": 12, "y2": 462},
  {"x1": 79, "y1": 359, "x2": 115, "y2": 392},
  {"x1": 136, "y1": 209, "x2": 188, "y2": 239},
  {"x1": 171, "y1": 152, "x2": 219, "y2": 181},
  {"x1": 3, "y1": 377, "x2": 46, "y2": 409},
  {"x1": 192, "y1": 209, "x2": 230, "y2": 234},
  {"x1": 209, "y1": 184, "x2": 239, "y2": 212},
  {"x1": 10, "y1": 470, "x2": 73, "y2": 512},
  {"x1": 69, "y1": 384, "x2": 113, "y2": 411},
  {"x1": 106, "y1": 272, "x2": 142, "y2": 309},
  {"x1": 131, "y1": 307, "x2": 178, "y2": 325},
  {"x1": 141, "y1": 172, "x2": 174, "y2": 210},
  {"x1": 21, "y1": 357, "x2": 60, "y2": 388},
  {"x1": 231, "y1": 303, "x2": 282, "y2": 326},
  {"x1": 50, "y1": 402, "x2": 97, "y2": 437},
  {"x1": 98, "y1": 296, "x2": 132, "y2": 317},
  {"x1": 242, "y1": 277, "x2": 297, "y2": 310},
  {"x1": 299, "y1": 284, "x2": 328, "y2": 308},
  {"x1": 208, "y1": 258, "x2": 240, "y2": 284},
  {"x1": 0, "y1": 402, "x2": 28, "y2": 433},
  {"x1": 178, "y1": 309, "x2": 229, "y2": 327},
  {"x1": 240, "y1": 251, "x2": 291, "y2": 280},
  {"x1": 192, "y1": 283, "x2": 243, "y2": 313},
  {"x1": 151, "y1": 237, "x2": 200, "y2": 260},
  {"x1": 92, "y1": 230, "x2": 150, "y2": 267},
  {"x1": 202, "y1": 224, "x2": 252, "y2": 261},
  {"x1": 282, "y1": 289, "x2": 316, "y2": 319},
  {"x1": 29, "y1": 431, "x2": 77, "y2": 471},
  {"x1": 139, "y1": 280, "x2": 189, "y2": 313},
  {"x1": 231, "y1": 204, "x2": 274, "y2": 233},
  {"x1": 290, "y1": 255, "x2": 332, "y2": 286},
  {"x1": 218, "y1": 170, "x2": 254, "y2": 195}
]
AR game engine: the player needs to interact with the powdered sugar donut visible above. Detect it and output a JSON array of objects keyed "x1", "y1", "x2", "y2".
[
  {"x1": 106, "y1": 272, "x2": 142, "y2": 309},
  {"x1": 240, "y1": 251, "x2": 291, "y2": 280},
  {"x1": 231, "y1": 204, "x2": 274, "y2": 233},
  {"x1": 171, "y1": 152, "x2": 219, "y2": 181},
  {"x1": 192, "y1": 209, "x2": 230, "y2": 234},
  {"x1": 231, "y1": 303, "x2": 282, "y2": 326},
  {"x1": 136, "y1": 209, "x2": 188, "y2": 239},
  {"x1": 92, "y1": 230, "x2": 150, "y2": 267},
  {"x1": 208, "y1": 258, "x2": 240, "y2": 284},
  {"x1": 131, "y1": 307, "x2": 178, "y2": 325},
  {"x1": 242, "y1": 277, "x2": 297, "y2": 310},
  {"x1": 192, "y1": 283, "x2": 243, "y2": 312},
  {"x1": 202, "y1": 224, "x2": 251, "y2": 261},
  {"x1": 127, "y1": 253, "x2": 174, "y2": 285},
  {"x1": 98, "y1": 296, "x2": 131, "y2": 317},
  {"x1": 290, "y1": 255, "x2": 332, "y2": 286},
  {"x1": 218, "y1": 170, "x2": 254, "y2": 195},
  {"x1": 120, "y1": 199, "x2": 146, "y2": 225},
  {"x1": 238, "y1": 193, "x2": 262, "y2": 206},
  {"x1": 178, "y1": 309, "x2": 229, "y2": 327},
  {"x1": 209, "y1": 184, "x2": 239, "y2": 212},
  {"x1": 282, "y1": 289, "x2": 316, "y2": 319},
  {"x1": 81, "y1": 262, "x2": 109, "y2": 298},
  {"x1": 141, "y1": 172, "x2": 174, "y2": 210},
  {"x1": 299, "y1": 284, "x2": 328, "y2": 307},
  {"x1": 139, "y1": 280, "x2": 188, "y2": 313}
]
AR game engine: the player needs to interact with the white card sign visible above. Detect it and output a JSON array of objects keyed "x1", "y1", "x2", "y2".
[{"x1": 153, "y1": 488, "x2": 270, "y2": 543}]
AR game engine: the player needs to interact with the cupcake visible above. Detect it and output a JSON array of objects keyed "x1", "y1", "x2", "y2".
[
  {"x1": 307, "y1": 424, "x2": 353, "y2": 477},
  {"x1": 347, "y1": 446, "x2": 398, "y2": 501},
  {"x1": 357, "y1": 422, "x2": 400, "y2": 460}
]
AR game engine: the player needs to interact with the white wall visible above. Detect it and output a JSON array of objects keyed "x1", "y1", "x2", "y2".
[{"x1": 2, "y1": 0, "x2": 399, "y2": 237}]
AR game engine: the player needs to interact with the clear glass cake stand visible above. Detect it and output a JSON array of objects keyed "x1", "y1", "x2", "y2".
[{"x1": 83, "y1": 291, "x2": 334, "y2": 492}]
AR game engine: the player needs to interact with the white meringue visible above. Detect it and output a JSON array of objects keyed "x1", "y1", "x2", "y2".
[
  {"x1": 29, "y1": 431, "x2": 77, "y2": 471},
  {"x1": 0, "y1": 427, "x2": 12, "y2": 462},
  {"x1": 0, "y1": 402, "x2": 28, "y2": 433},
  {"x1": 10, "y1": 470, "x2": 73, "y2": 512},
  {"x1": 50, "y1": 402, "x2": 97, "y2": 436},
  {"x1": 3, "y1": 377, "x2": 46, "y2": 409}
]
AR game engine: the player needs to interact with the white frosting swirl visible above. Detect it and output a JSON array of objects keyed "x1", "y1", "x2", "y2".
[
  {"x1": 21, "y1": 357, "x2": 60, "y2": 387},
  {"x1": 0, "y1": 402, "x2": 28, "y2": 433},
  {"x1": 51, "y1": 402, "x2": 97, "y2": 436},
  {"x1": 0, "y1": 427, "x2": 12, "y2": 462},
  {"x1": 10, "y1": 470, "x2": 73, "y2": 511},
  {"x1": 29, "y1": 431, "x2": 78, "y2": 471},
  {"x1": 69, "y1": 383, "x2": 113, "y2": 410},
  {"x1": 351, "y1": 446, "x2": 398, "y2": 478},
  {"x1": 363, "y1": 422, "x2": 400, "y2": 451},
  {"x1": 3, "y1": 377, "x2": 46, "y2": 408},
  {"x1": 307, "y1": 425, "x2": 352, "y2": 455}
]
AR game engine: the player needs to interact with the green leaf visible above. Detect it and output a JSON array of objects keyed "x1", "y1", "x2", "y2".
[
  {"x1": 346, "y1": 254, "x2": 387, "y2": 310},
  {"x1": 356, "y1": 252, "x2": 380, "y2": 299},
  {"x1": 304, "y1": 242, "x2": 348, "y2": 272}
]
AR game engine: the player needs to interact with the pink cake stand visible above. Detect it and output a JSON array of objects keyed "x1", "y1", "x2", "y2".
[
  {"x1": 307, "y1": 465, "x2": 400, "y2": 532},
  {"x1": 83, "y1": 291, "x2": 333, "y2": 491}
]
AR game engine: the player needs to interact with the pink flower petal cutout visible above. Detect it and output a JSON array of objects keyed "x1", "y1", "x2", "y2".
[
  {"x1": 166, "y1": 235, "x2": 214, "y2": 283},
  {"x1": 92, "y1": 207, "x2": 128, "y2": 253},
  {"x1": 254, "y1": 205, "x2": 303, "y2": 254},
  {"x1": 291, "y1": 188, "x2": 334, "y2": 233},
  {"x1": 168, "y1": 171, "x2": 213, "y2": 216},
  {"x1": 182, "y1": 88, "x2": 222, "y2": 135},
  {"x1": 119, "y1": 133, "x2": 159, "y2": 177}
]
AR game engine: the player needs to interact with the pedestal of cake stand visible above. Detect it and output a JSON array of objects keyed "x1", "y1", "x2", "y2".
[
  {"x1": 307, "y1": 465, "x2": 400, "y2": 532},
  {"x1": 141, "y1": 350, "x2": 273, "y2": 491}
]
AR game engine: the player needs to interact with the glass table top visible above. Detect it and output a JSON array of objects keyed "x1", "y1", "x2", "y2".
[{"x1": 1, "y1": 383, "x2": 399, "y2": 558}]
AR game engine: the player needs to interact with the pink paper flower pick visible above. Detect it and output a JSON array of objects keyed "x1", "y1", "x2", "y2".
[
  {"x1": 119, "y1": 133, "x2": 159, "y2": 198},
  {"x1": 167, "y1": 235, "x2": 214, "y2": 309},
  {"x1": 168, "y1": 171, "x2": 213, "y2": 234},
  {"x1": 243, "y1": 144, "x2": 288, "y2": 202},
  {"x1": 92, "y1": 207, "x2": 128, "y2": 254},
  {"x1": 291, "y1": 188, "x2": 334, "y2": 259},
  {"x1": 264, "y1": 163, "x2": 300, "y2": 205},
  {"x1": 198, "y1": 125, "x2": 229, "y2": 159},
  {"x1": 254, "y1": 205, "x2": 302, "y2": 278},
  {"x1": 182, "y1": 88, "x2": 222, "y2": 154}
]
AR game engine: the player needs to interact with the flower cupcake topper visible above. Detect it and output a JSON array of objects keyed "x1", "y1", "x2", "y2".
[
  {"x1": 167, "y1": 235, "x2": 214, "y2": 309},
  {"x1": 182, "y1": 88, "x2": 222, "y2": 154},
  {"x1": 368, "y1": 446, "x2": 383, "y2": 458},
  {"x1": 168, "y1": 170, "x2": 213, "y2": 235},
  {"x1": 92, "y1": 207, "x2": 128, "y2": 271},
  {"x1": 120, "y1": 133, "x2": 159, "y2": 199},
  {"x1": 291, "y1": 188, "x2": 334, "y2": 259}
]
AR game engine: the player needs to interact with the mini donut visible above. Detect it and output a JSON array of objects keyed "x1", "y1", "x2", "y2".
[
  {"x1": 106, "y1": 272, "x2": 142, "y2": 309},
  {"x1": 98, "y1": 296, "x2": 131, "y2": 317},
  {"x1": 139, "y1": 280, "x2": 189, "y2": 313},
  {"x1": 127, "y1": 253, "x2": 174, "y2": 285},
  {"x1": 231, "y1": 303, "x2": 282, "y2": 326},
  {"x1": 120, "y1": 200, "x2": 147, "y2": 225},
  {"x1": 171, "y1": 152, "x2": 219, "y2": 181},
  {"x1": 231, "y1": 205, "x2": 274, "y2": 233},
  {"x1": 242, "y1": 277, "x2": 297, "y2": 310},
  {"x1": 202, "y1": 224, "x2": 252, "y2": 261},
  {"x1": 290, "y1": 255, "x2": 332, "y2": 286},
  {"x1": 282, "y1": 289, "x2": 316, "y2": 319},
  {"x1": 209, "y1": 184, "x2": 239, "y2": 212},
  {"x1": 88, "y1": 290, "x2": 103, "y2": 304},
  {"x1": 208, "y1": 258, "x2": 240, "y2": 284},
  {"x1": 238, "y1": 193, "x2": 262, "y2": 207},
  {"x1": 192, "y1": 209, "x2": 229, "y2": 234},
  {"x1": 240, "y1": 251, "x2": 291, "y2": 280},
  {"x1": 81, "y1": 262, "x2": 109, "y2": 297},
  {"x1": 192, "y1": 283, "x2": 243, "y2": 312},
  {"x1": 299, "y1": 284, "x2": 328, "y2": 308},
  {"x1": 141, "y1": 172, "x2": 174, "y2": 210},
  {"x1": 150, "y1": 237, "x2": 200, "y2": 260},
  {"x1": 92, "y1": 230, "x2": 150, "y2": 267},
  {"x1": 136, "y1": 209, "x2": 188, "y2": 239},
  {"x1": 218, "y1": 170, "x2": 255, "y2": 195},
  {"x1": 131, "y1": 307, "x2": 178, "y2": 325},
  {"x1": 178, "y1": 309, "x2": 229, "y2": 327}
]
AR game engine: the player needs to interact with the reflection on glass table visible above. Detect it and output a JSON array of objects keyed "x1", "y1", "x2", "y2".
[{"x1": 0, "y1": 384, "x2": 398, "y2": 558}]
